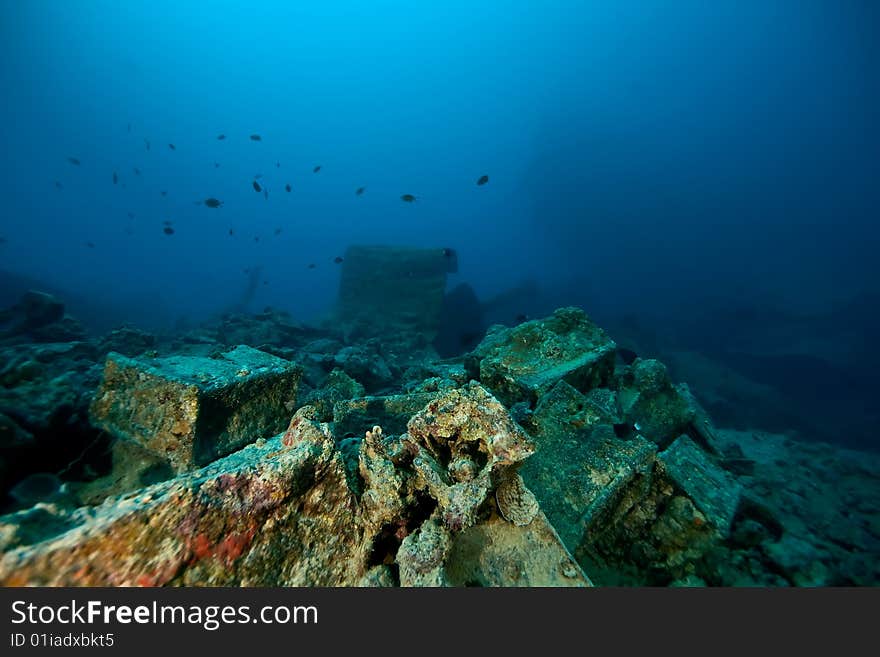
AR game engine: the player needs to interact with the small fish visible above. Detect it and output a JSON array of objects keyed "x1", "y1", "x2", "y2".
[
  {"x1": 254, "y1": 236, "x2": 260, "y2": 242},
  {"x1": 0, "y1": 237, "x2": 6, "y2": 245},
  {"x1": 263, "y1": 280, "x2": 269, "y2": 285},
  {"x1": 214, "y1": 162, "x2": 220, "y2": 168},
  {"x1": 252, "y1": 180, "x2": 262, "y2": 192},
  {"x1": 86, "y1": 241, "x2": 95, "y2": 248},
  {"x1": 400, "y1": 194, "x2": 417, "y2": 203},
  {"x1": 163, "y1": 226, "x2": 175, "y2": 235},
  {"x1": 441, "y1": 247, "x2": 456, "y2": 258},
  {"x1": 144, "y1": 138, "x2": 151, "y2": 150},
  {"x1": 515, "y1": 313, "x2": 529, "y2": 323},
  {"x1": 275, "y1": 162, "x2": 280, "y2": 168},
  {"x1": 333, "y1": 256, "x2": 344, "y2": 264},
  {"x1": 160, "y1": 190, "x2": 167, "y2": 197},
  {"x1": 168, "y1": 143, "x2": 176, "y2": 150},
  {"x1": 67, "y1": 157, "x2": 80, "y2": 166},
  {"x1": 249, "y1": 134, "x2": 262, "y2": 141},
  {"x1": 263, "y1": 188, "x2": 268, "y2": 200},
  {"x1": 217, "y1": 134, "x2": 226, "y2": 140},
  {"x1": 54, "y1": 181, "x2": 63, "y2": 190},
  {"x1": 228, "y1": 228, "x2": 234, "y2": 236},
  {"x1": 127, "y1": 212, "x2": 135, "y2": 219},
  {"x1": 313, "y1": 165, "x2": 321, "y2": 173},
  {"x1": 133, "y1": 167, "x2": 141, "y2": 176},
  {"x1": 307, "y1": 263, "x2": 316, "y2": 269},
  {"x1": 203, "y1": 198, "x2": 223, "y2": 208},
  {"x1": 113, "y1": 171, "x2": 118, "y2": 184},
  {"x1": 285, "y1": 183, "x2": 291, "y2": 192},
  {"x1": 274, "y1": 227, "x2": 282, "y2": 236},
  {"x1": 476, "y1": 174, "x2": 489, "y2": 186},
  {"x1": 355, "y1": 187, "x2": 365, "y2": 196}
]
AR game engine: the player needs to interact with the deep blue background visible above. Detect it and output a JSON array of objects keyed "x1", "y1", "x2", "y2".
[{"x1": 0, "y1": 1, "x2": 877, "y2": 444}]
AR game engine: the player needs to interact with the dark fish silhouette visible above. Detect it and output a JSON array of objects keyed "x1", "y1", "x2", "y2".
[
  {"x1": 274, "y1": 227, "x2": 282, "y2": 236},
  {"x1": 217, "y1": 134, "x2": 226, "y2": 140},
  {"x1": 263, "y1": 188, "x2": 268, "y2": 200},
  {"x1": 67, "y1": 157, "x2": 80, "y2": 166},
  {"x1": 133, "y1": 167, "x2": 141, "y2": 176},
  {"x1": 113, "y1": 171, "x2": 118, "y2": 184},
  {"x1": 127, "y1": 212, "x2": 135, "y2": 219},
  {"x1": 355, "y1": 187, "x2": 365, "y2": 196},
  {"x1": 54, "y1": 181, "x2": 63, "y2": 189},
  {"x1": 163, "y1": 226, "x2": 175, "y2": 235},
  {"x1": 477, "y1": 174, "x2": 489, "y2": 186},
  {"x1": 161, "y1": 190, "x2": 167, "y2": 196},
  {"x1": 333, "y1": 256, "x2": 344, "y2": 264},
  {"x1": 441, "y1": 247, "x2": 456, "y2": 258},
  {"x1": 285, "y1": 183, "x2": 291, "y2": 192},
  {"x1": 617, "y1": 347, "x2": 639, "y2": 365},
  {"x1": 276, "y1": 162, "x2": 281, "y2": 168},
  {"x1": 86, "y1": 241, "x2": 95, "y2": 248},
  {"x1": 254, "y1": 236, "x2": 260, "y2": 242},
  {"x1": 214, "y1": 162, "x2": 220, "y2": 168},
  {"x1": 168, "y1": 143, "x2": 176, "y2": 150},
  {"x1": 313, "y1": 165, "x2": 321, "y2": 173},
  {"x1": 400, "y1": 194, "x2": 417, "y2": 202},
  {"x1": 515, "y1": 313, "x2": 529, "y2": 323},
  {"x1": 144, "y1": 138, "x2": 151, "y2": 150},
  {"x1": 203, "y1": 198, "x2": 223, "y2": 208},
  {"x1": 229, "y1": 228, "x2": 234, "y2": 236},
  {"x1": 252, "y1": 180, "x2": 262, "y2": 192},
  {"x1": 9, "y1": 473, "x2": 63, "y2": 505},
  {"x1": 249, "y1": 134, "x2": 262, "y2": 141},
  {"x1": 307, "y1": 263, "x2": 316, "y2": 269}
]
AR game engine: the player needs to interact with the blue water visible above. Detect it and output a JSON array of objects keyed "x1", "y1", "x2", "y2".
[{"x1": 1, "y1": 0, "x2": 878, "y2": 447}]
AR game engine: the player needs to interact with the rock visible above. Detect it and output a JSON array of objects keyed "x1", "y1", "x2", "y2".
[
  {"x1": 0, "y1": 291, "x2": 64, "y2": 340},
  {"x1": 28, "y1": 315, "x2": 87, "y2": 343},
  {"x1": 0, "y1": 385, "x2": 587, "y2": 587},
  {"x1": 212, "y1": 310, "x2": 320, "y2": 350},
  {"x1": 98, "y1": 326, "x2": 156, "y2": 357},
  {"x1": 470, "y1": 307, "x2": 616, "y2": 406},
  {"x1": 433, "y1": 282, "x2": 485, "y2": 357},
  {"x1": 0, "y1": 412, "x2": 34, "y2": 450},
  {"x1": 763, "y1": 533, "x2": 829, "y2": 586},
  {"x1": 444, "y1": 508, "x2": 591, "y2": 586},
  {"x1": 333, "y1": 392, "x2": 436, "y2": 438},
  {"x1": 658, "y1": 435, "x2": 742, "y2": 537},
  {"x1": 334, "y1": 245, "x2": 454, "y2": 353},
  {"x1": 301, "y1": 368, "x2": 366, "y2": 421},
  {"x1": 89, "y1": 345, "x2": 302, "y2": 472},
  {"x1": 678, "y1": 383, "x2": 722, "y2": 455},
  {"x1": 0, "y1": 429, "x2": 362, "y2": 586},
  {"x1": 495, "y1": 473, "x2": 539, "y2": 526},
  {"x1": 618, "y1": 359, "x2": 695, "y2": 447},
  {"x1": 519, "y1": 381, "x2": 657, "y2": 556},
  {"x1": 334, "y1": 342, "x2": 394, "y2": 392},
  {"x1": 403, "y1": 383, "x2": 536, "y2": 531}
]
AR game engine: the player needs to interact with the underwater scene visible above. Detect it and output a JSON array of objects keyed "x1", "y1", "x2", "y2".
[{"x1": 0, "y1": 1, "x2": 878, "y2": 586}]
